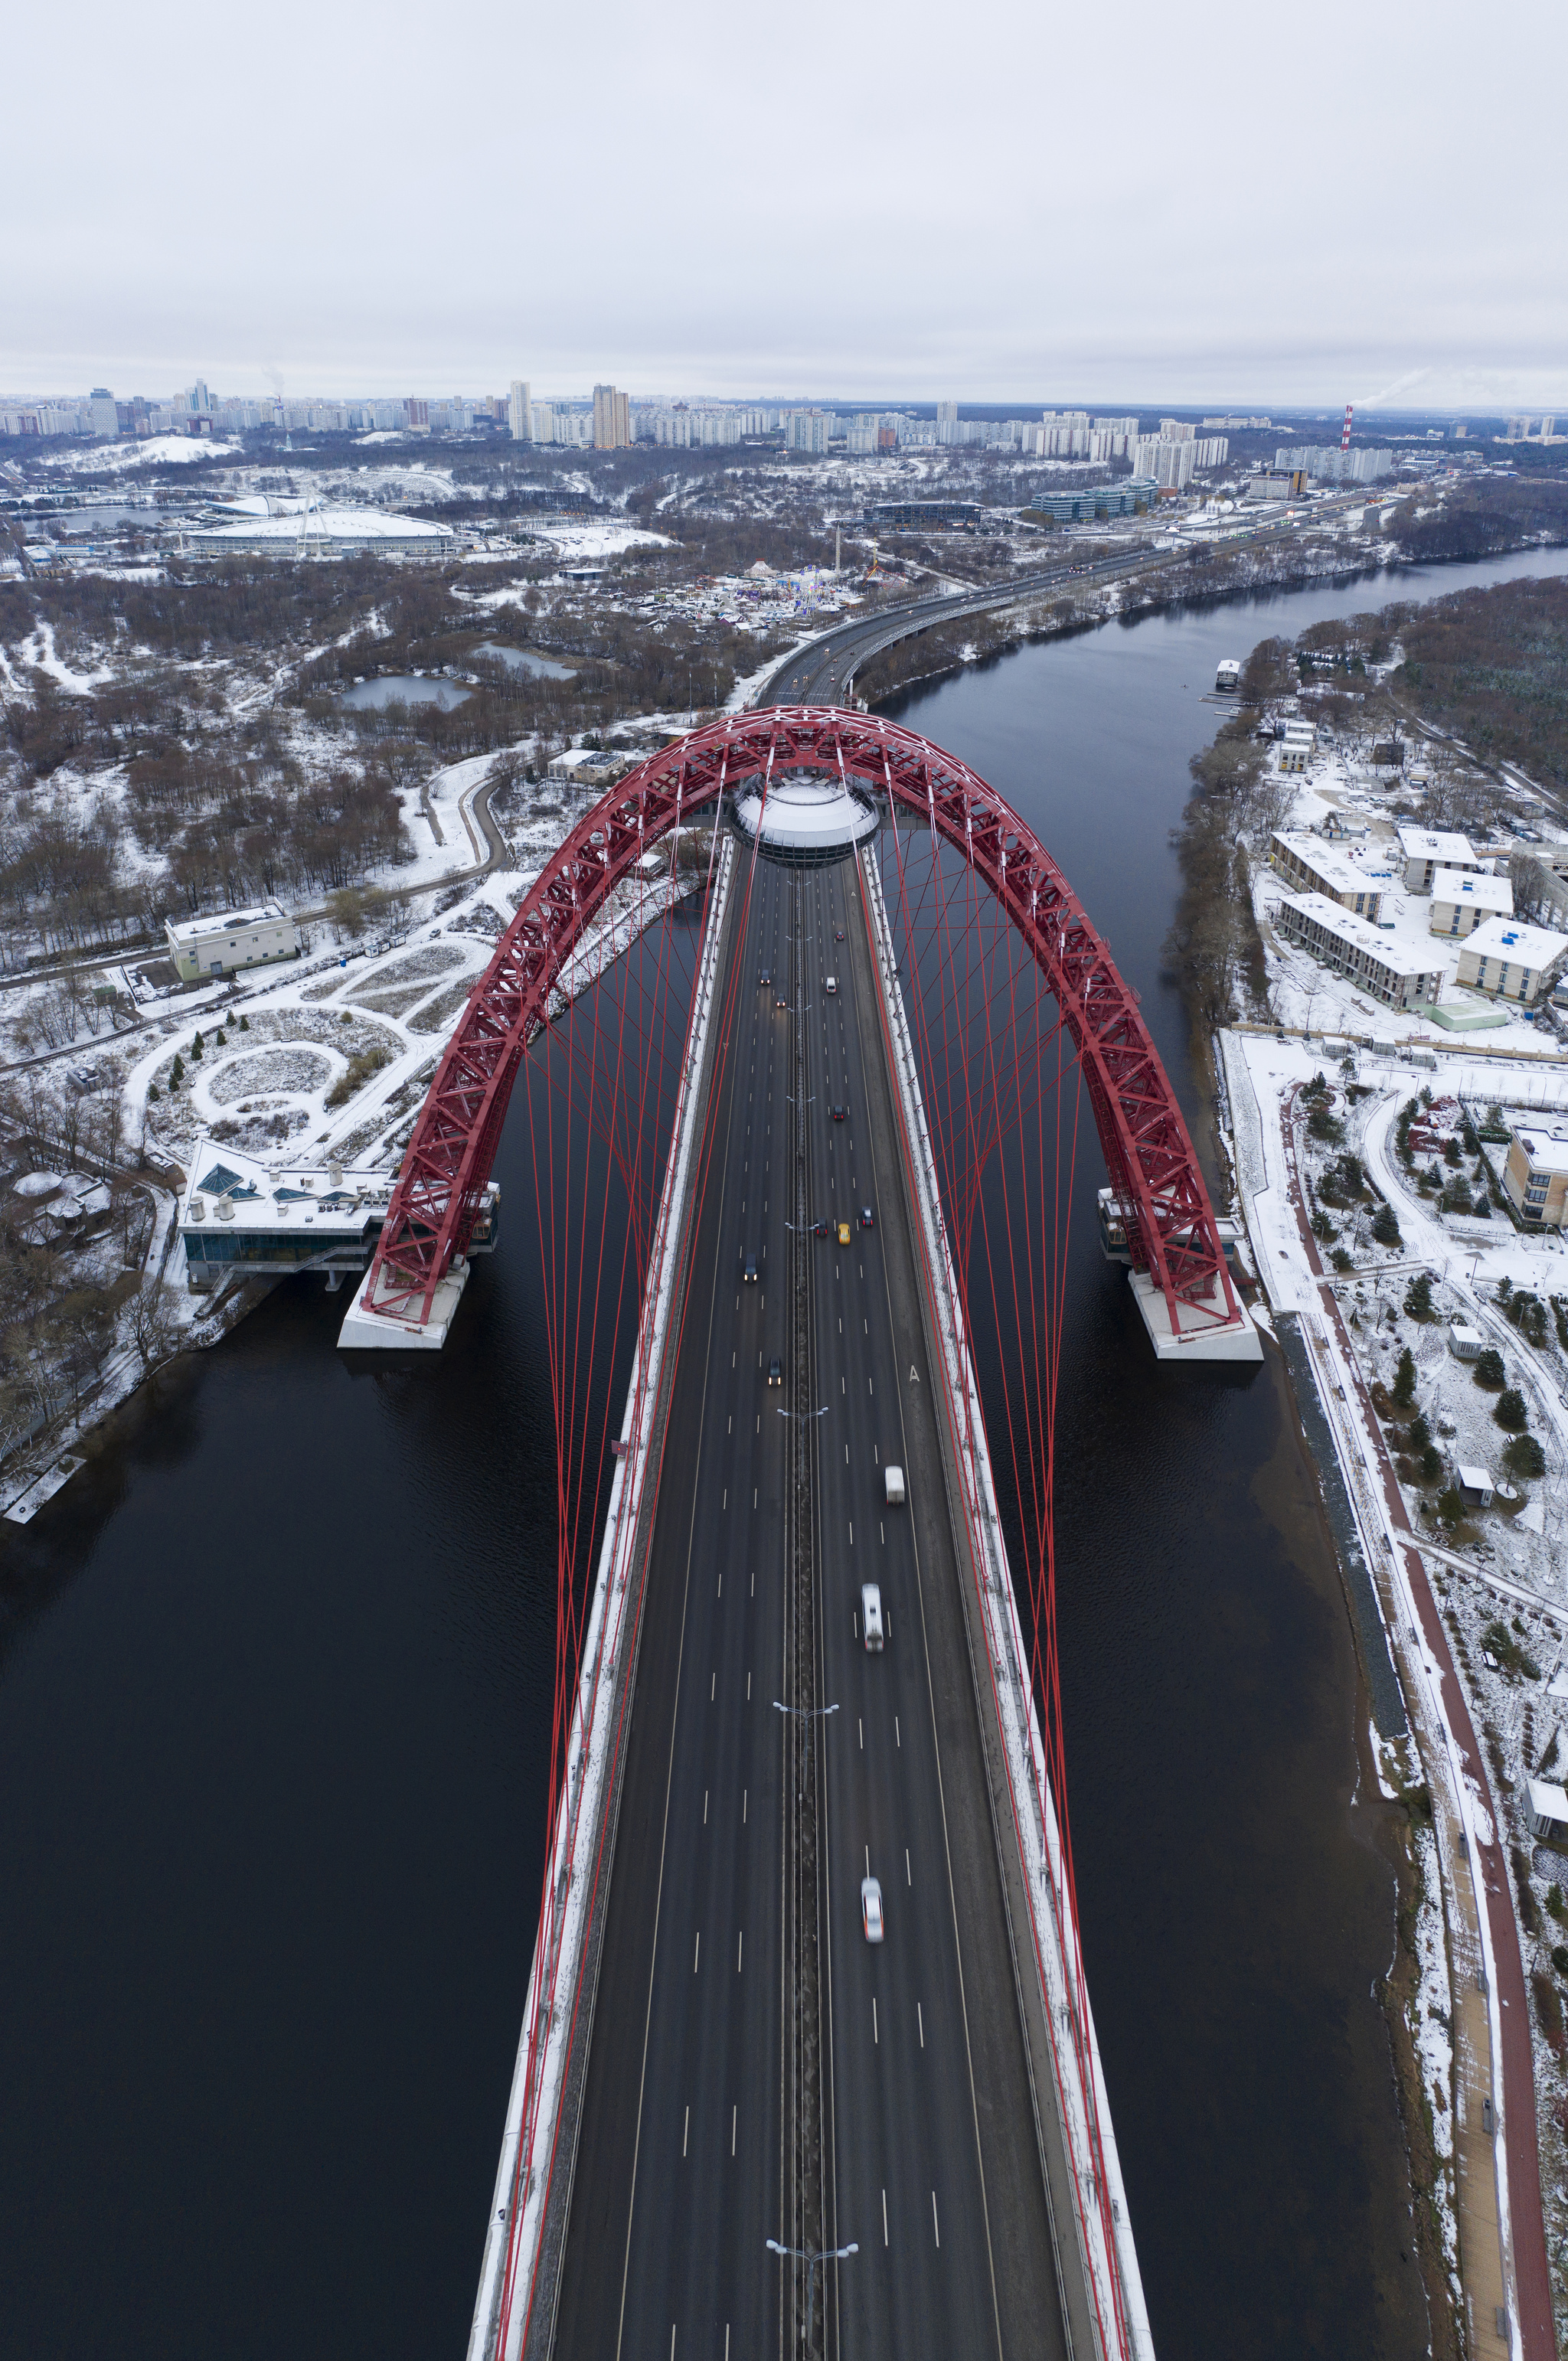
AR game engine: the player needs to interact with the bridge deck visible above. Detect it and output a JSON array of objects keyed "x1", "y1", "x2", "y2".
[{"x1": 544, "y1": 846, "x2": 1083, "y2": 2359}]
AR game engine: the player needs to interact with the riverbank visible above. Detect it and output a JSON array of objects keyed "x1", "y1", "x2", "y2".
[
  {"x1": 1179, "y1": 567, "x2": 1568, "y2": 2353},
  {"x1": 1218, "y1": 1027, "x2": 1565, "y2": 2356},
  {"x1": 855, "y1": 529, "x2": 1568, "y2": 711}
]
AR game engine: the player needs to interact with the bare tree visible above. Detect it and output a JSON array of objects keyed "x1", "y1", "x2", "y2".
[{"x1": 126, "y1": 1278, "x2": 182, "y2": 1379}]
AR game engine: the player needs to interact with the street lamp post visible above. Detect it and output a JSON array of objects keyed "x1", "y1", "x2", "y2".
[{"x1": 766, "y1": 2236, "x2": 858, "y2": 2352}]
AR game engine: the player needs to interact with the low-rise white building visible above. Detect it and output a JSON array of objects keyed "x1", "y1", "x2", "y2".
[
  {"x1": 1502, "y1": 1124, "x2": 1568, "y2": 1227},
  {"x1": 1273, "y1": 891, "x2": 1443, "y2": 1010},
  {"x1": 1528, "y1": 1779, "x2": 1568, "y2": 1842},
  {"x1": 165, "y1": 901, "x2": 301, "y2": 982},
  {"x1": 1455, "y1": 915, "x2": 1568, "y2": 1005},
  {"x1": 1269, "y1": 831, "x2": 1383, "y2": 920},
  {"x1": 1428, "y1": 866, "x2": 1514, "y2": 938},
  {"x1": 1396, "y1": 825, "x2": 1482, "y2": 893},
  {"x1": 545, "y1": 747, "x2": 626, "y2": 790}
]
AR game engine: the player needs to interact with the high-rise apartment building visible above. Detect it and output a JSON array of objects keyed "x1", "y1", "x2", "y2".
[
  {"x1": 1158, "y1": 418, "x2": 1194, "y2": 442},
  {"x1": 509, "y1": 380, "x2": 532, "y2": 441},
  {"x1": 593, "y1": 384, "x2": 630, "y2": 449},
  {"x1": 785, "y1": 410, "x2": 829, "y2": 455},
  {"x1": 1155, "y1": 439, "x2": 1197, "y2": 490},
  {"x1": 936, "y1": 399, "x2": 958, "y2": 424},
  {"x1": 87, "y1": 388, "x2": 119, "y2": 438}
]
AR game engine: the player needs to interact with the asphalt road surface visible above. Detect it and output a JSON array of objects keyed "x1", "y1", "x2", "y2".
[{"x1": 552, "y1": 844, "x2": 1071, "y2": 2359}]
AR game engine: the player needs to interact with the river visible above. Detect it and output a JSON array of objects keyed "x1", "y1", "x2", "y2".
[{"x1": 2, "y1": 547, "x2": 1565, "y2": 2361}]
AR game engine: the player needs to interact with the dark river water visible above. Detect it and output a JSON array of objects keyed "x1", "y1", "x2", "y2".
[{"x1": 4, "y1": 547, "x2": 1566, "y2": 2361}]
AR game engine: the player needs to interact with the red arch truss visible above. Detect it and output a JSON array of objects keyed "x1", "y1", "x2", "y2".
[{"x1": 352, "y1": 707, "x2": 1240, "y2": 1339}]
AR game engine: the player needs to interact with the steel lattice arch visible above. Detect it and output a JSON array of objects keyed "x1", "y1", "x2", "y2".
[{"x1": 348, "y1": 707, "x2": 1243, "y2": 1344}]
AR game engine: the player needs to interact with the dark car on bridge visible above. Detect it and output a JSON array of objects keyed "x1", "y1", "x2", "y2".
[
  {"x1": 831, "y1": 1105, "x2": 846, "y2": 1123},
  {"x1": 811, "y1": 1218, "x2": 831, "y2": 1238},
  {"x1": 767, "y1": 1356, "x2": 782, "y2": 1386},
  {"x1": 743, "y1": 1256, "x2": 757, "y2": 1282},
  {"x1": 860, "y1": 1206, "x2": 874, "y2": 1229},
  {"x1": 759, "y1": 968, "x2": 771, "y2": 987}
]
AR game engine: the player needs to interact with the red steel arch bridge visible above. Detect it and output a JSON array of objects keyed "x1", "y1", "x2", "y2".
[
  {"x1": 339, "y1": 708, "x2": 1259, "y2": 2361},
  {"x1": 341, "y1": 706, "x2": 1255, "y2": 1364}
]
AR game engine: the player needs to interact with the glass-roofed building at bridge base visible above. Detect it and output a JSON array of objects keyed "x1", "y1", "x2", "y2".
[{"x1": 178, "y1": 1136, "x2": 498, "y2": 1293}]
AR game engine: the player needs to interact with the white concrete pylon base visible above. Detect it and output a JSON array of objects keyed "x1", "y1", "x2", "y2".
[
  {"x1": 337, "y1": 1259, "x2": 470, "y2": 1350},
  {"x1": 1129, "y1": 1268, "x2": 1263, "y2": 1363}
]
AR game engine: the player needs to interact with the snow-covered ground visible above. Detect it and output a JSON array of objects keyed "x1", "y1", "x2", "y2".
[
  {"x1": 1223, "y1": 1019, "x2": 1568, "y2": 2335},
  {"x1": 48, "y1": 435, "x2": 242, "y2": 472},
  {"x1": 1252, "y1": 747, "x2": 1566, "y2": 1056},
  {"x1": 526, "y1": 522, "x2": 674, "y2": 561}
]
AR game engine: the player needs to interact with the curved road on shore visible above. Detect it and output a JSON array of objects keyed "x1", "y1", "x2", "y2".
[{"x1": 756, "y1": 491, "x2": 1370, "y2": 711}]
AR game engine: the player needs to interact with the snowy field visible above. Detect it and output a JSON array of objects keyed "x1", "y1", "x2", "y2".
[{"x1": 48, "y1": 435, "x2": 242, "y2": 472}]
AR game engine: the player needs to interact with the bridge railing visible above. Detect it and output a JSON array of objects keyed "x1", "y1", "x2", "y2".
[{"x1": 467, "y1": 841, "x2": 737, "y2": 2361}]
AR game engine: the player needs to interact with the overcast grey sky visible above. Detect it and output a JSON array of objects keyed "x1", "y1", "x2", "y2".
[{"x1": 6, "y1": 0, "x2": 1565, "y2": 410}]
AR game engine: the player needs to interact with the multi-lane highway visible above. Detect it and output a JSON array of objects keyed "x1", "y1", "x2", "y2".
[
  {"x1": 799, "y1": 857, "x2": 1070, "y2": 2361},
  {"x1": 552, "y1": 855, "x2": 792, "y2": 2359},
  {"x1": 551, "y1": 841, "x2": 1074, "y2": 2358}
]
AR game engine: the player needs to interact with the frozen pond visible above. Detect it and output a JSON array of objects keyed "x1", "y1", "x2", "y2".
[
  {"x1": 473, "y1": 641, "x2": 577, "y2": 681},
  {"x1": 341, "y1": 674, "x2": 471, "y2": 711}
]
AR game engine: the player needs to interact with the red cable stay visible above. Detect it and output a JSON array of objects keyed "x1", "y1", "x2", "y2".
[{"x1": 350, "y1": 707, "x2": 1240, "y2": 1347}]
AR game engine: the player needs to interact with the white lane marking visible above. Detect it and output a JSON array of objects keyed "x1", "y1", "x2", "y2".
[
  {"x1": 703, "y1": 1790, "x2": 708, "y2": 1825},
  {"x1": 743, "y1": 1788, "x2": 747, "y2": 1824},
  {"x1": 710, "y1": 1672, "x2": 715, "y2": 1701},
  {"x1": 693, "y1": 1932, "x2": 701, "y2": 1974},
  {"x1": 683, "y1": 2105, "x2": 688, "y2": 2157},
  {"x1": 895, "y1": 1716, "x2": 900, "y2": 1748},
  {"x1": 883, "y1": 2187, "x2": 889, "y2": 2245},
  {"x1": 737, "y1": 1930, "x2": 743, "y2": 1973},
  {"x1": 731, "y1": 2105, "x2": 737, "y2": 2156},
  {"x1": 906, "y1": 1849, "x2": 911, "y2": 1884},
  {"x1": 918, "y1": 2001, "x2": 925, "y2": 2048},
  {"x1": 873, "y1": 1996, "x2": 878, "y2": 2043},
  {"x1": 858, "y1": 1718, "x2": 863, "y2": 1750},
  {"x1": 932, "y1": 2192, "x2": 940, "y2": 2248}
]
